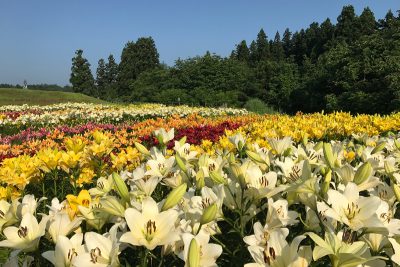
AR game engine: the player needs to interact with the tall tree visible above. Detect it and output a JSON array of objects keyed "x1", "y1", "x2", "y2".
[
  {"x1": 248, "y1": 40, "x2": 258, "y2": 65},
  {"x1": 336, "y1": 5, "x2": 359, "y2": 42},
  {"x1": 70, "y1": 49, "x2": 95, "y2": 96},
  {"x1": 359, "y1": 7, "x2": 377, "y2": 35},
  {"x1": 105, "y1": 54, "x2": 119, "y2": 99},
  {"x1": 96, "y1": 58, "x2": 107, "y2": 98},
  {"x1": 235, "y1": 40, "x2": 250, "y2": 63},
  {"x1": 271, "y1": 31, "x2": 285, "y2": 61},
  {"x1": 255, "y1": 28, "x2": 270, "y2": 61},
  {"x1": 282, "y1": 28, "x2": 292, "y2": 57},
  {"x1": 118, "y1": 37, "x2": 160, "y2": 97}
]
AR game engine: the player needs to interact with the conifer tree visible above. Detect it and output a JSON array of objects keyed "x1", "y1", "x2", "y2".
[{"x1": 70, "y1": 49, "x2": 95, "y2": 96}]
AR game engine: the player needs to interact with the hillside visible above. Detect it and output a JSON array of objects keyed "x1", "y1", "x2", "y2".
[{"x1": 0, "y1": 88, "x2": 108, "y2": 106}]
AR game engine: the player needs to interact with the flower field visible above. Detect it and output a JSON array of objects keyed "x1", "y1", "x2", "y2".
[{"x1": 0, "y1": 103, "x2": 400, "y2": 266}]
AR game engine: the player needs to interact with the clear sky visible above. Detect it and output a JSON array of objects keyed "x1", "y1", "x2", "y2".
[{"x1": 0, "y1": 1, "x2": 398, "y2": 85}]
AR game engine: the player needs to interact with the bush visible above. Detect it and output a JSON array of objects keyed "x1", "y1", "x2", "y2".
[{"x1": 244, "y1": 98, "x2": 276, "y2": 114}]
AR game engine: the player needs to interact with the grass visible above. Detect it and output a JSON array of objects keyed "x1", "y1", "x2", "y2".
[{"x1": 0, "y1": 88, "x2": 108, "y2": 106}]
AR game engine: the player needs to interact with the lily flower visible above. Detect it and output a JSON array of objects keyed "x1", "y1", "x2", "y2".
[
  {"x1": 0, "y1": 200, "x2": 17, "y2": 230},
  {"x1": 266, "y1": 198, "x2": 298, "y2": 228},
  {"x1": 317, "y1": 182, "x2": 383, "y2": 231},
  {"x1": 179, "y1": 229, "x2": 223, "y2": 267},
  {"x1": 73, "y1": 229, "x2": 120, "y2": 267},
  {"x1": 0, "y1": 213, "x2": 47, "y2": 252},
  {"x1": 154, "y1": 128, "x2": 174, "y2": 146},
  {"x1": 245, "y1": 232, "x2": 311, "y2": 267},
  {"x1": 243, "y1": 221, "x2": 289, "y2": 247},
  {"x1": 66, "y1": 190, "x2": 91, "y2": 220},
  {"x1": 307, "y1": 231, "x2": 384, "y2": 267},
  {"x1": 120, "y1": 197, "x2": 179, "y2": 250},
  {"x1": 46, "y1": 212, "x2": 82, "y2": 243},
  {"x1": 267, "y1": 137, "x2": 292, "y2": 156},
  {"x1": 389, "y1": 238, "x2": 400, "y2": 265},
  {"x1": 42, "y1": 233, "x2": 85, "y2": 267}
]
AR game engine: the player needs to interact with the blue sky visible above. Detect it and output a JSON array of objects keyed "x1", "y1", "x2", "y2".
[{"x1": 0, "y1": 1, "x2": 398, "y2": 85}]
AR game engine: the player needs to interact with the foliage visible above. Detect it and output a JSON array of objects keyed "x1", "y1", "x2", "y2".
[
  {"x1": 243, "y1": 98, "x2": 276, "y2": 114},
  {"x1": 68, "y1": 5, "x2": 400, "y2": 114},
  {"x1": 69, "y1": 50, "x2": 95, "y2": 96}
]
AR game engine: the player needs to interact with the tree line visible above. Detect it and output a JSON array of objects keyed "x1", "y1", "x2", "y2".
[{"x1": 70, "y1": 5, "x2": 400, "y2": 114}]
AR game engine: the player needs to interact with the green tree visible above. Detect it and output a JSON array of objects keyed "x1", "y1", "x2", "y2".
[
  {"x1": 105, "y1": 54, "x2": 119, "y2": 100},
  {"x1": 118, "y1": 37, "x2": 160, "y2": 97},
  {"x1": 359, "y1": 7, "x2": 377, "y2": 35},
  {"x1": 255, "y1": 29, "x2": 270, "y2": 61},
  {"x1": 70, "y1": 49, "x2": 95, "y2": 96},
  {"x1": 248, "y1": 40, "x2": 258, "y2": 66},
  {"x1": 282, "y1": 28, "x2": 292, "y2": 57},
  {"x1": 335, "y1": 5, "x2": 359, "y2": 42},
  {"x1": 234, "y1": 40, "x2": 250, "y2": 63},
  {"x1": 95, "y1": 58, "x2": 107, "y2": 98},
  {"x1": 271, "y1": 32, "x2": 285, "y2": 61}
]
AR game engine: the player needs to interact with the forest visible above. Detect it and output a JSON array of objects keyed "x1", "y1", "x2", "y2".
[{"x1": 70, "y1": 5, "x2": 400, "y2": 114}]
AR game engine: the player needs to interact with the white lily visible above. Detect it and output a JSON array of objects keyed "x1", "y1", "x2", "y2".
[
  {"x1": 174, "y1": 141, "x2": 198, "y2": 161},
  {"x1": 389, "y1": 237, "x2": 400, "y2": 265},
  {"x1": 42, "y1": 233, "x2": 85, "y2": 267},
  {"x1": 307, "y1": 231, "x2": 384, "y2": 267},
  {"x1": 245, "y1": 233, "x2": 311, "y2": 267},
  {"x1": 243, "y1": 221, "x2": 289, "y2": 247},
  {"x1": 179, "y1": 229, "x2": 223, "y2": 267},
  {"x1": 317, "y1": 182, "x2": 383, "y2": 231},
  {"x1": 129, "y1": 166, "x2": 161, "y2": 197},
  {"x1": 0, "y1": 213, "x2": 47, "y2": 252},
  {"x1": 154, "y1": 128, "x2": 174, "y2": 145},
  {"x1": 88, "y1": 175, "x2": 113, "y2": 196},
  {"x1": 0, "y1": 200, "x2": 17, "y2": 230},
  {"x1": 73, "y1": 228, "x2": 120, "y2": 267},
  {"x1": 46, "y1": 212, "x2": 82, "y2": 243},
  {"x1": 229, "y1": 133, "x2": 246, "y2": 151},
  {"x1": 266, "y1": 198, "x2": 298, "y2": 228},
  {"x1": 120, "y1": 197, "x2": 179, "y2": 250},
  {"x1": 146, "y1": 148, "x2": 175, "y2": 178},
  {"x1": 375, "y1": 200, "x2": 400, "y2": 236},
  {"x1": 267, "y1": 137, "x2": 292, "y2": 156}
]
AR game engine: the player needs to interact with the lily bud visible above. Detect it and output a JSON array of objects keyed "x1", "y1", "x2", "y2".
[
  {"x1": 161, "y1": 183, "x2": 187, "y2": 211},
  {"x1": 179, "y1": 136, "x2": 187, "y2": 146},
  {"x1": 246, "y1": 150, "x2": 264, "y2": 164},
  {"x1": 112, "y1": 172, "x2": 130, "y2": 203},
  {"x1": 384, "y1": 161, "x2": 395, "y2": 174},
  {"x1": 175, "y1": 154, "x2": 187, "y2": 173},
  {"x1": 371, "y1": 142, "x2": 386, "y2": 154},
  {"x1": 302, "y1": 133, "x2": 309, "y2": 146},
  {"x1": 323, "y1": 143, "x2": 335, "y2": 169},
  {"x1": 200, "y1": 203, "x2": 217, "y2": 225},
  {"x1": 313, "y1": 141, "x2": 323, "y2": 151},
  {"x1": 188, "y1": 238, "x2": 200, "y2": 267},
  {"x1": 353, "y1": 162, "x2": 372, "y2": 185},
  {"x1": 321, "y1": 169, "x2": 332, "y2": 196},
  {"x1": 99, "y1": 196, "x2": 125, "y2": 217},
  {"x1": 393, "y1": 183, "x2": 400, "y2": 202},
  {"x1": 229, "y1": 164, "x2": 246, "y2": 189},
  {"x1": 134, "y1": 142, "x2": 150, "y2": 156},
  {"x1": 395, "y1": 139, "x2": 400, "y2": 150},
  {"x1": 196, "y1": 170, "x2": 205, "y2": 189},
  {"x1": 210, "y1": 171, "x2": 226, "y2": 185}
]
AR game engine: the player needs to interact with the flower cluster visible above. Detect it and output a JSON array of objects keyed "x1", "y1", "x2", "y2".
[
  {"x1": 0, "y1": 103, "x2": 248, "y2": 132},
  {"x1": 0, "y1": 127, "x2": 400, "y2": 266}
]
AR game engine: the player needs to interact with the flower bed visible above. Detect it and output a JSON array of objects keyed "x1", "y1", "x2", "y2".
[{"x1": 1, "y1": 104, "x2": 400, "y2": 266}]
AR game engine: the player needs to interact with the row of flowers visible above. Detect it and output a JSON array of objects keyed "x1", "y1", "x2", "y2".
[
  {"x1": 0, "y1": 115, "x2": 255, "y2": 162},
  {"x1": 0, "y1": 128, "x2": 400, "y2": 266},
  {"x1": 2, "y1": 111, "x2": 400, "y2": 163},
  {"x1": 0, "y1": 103, "x2": 248, "y2": 131}
]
